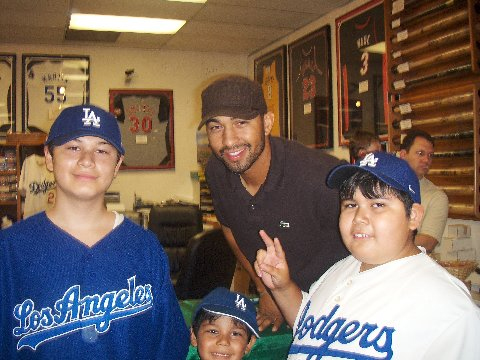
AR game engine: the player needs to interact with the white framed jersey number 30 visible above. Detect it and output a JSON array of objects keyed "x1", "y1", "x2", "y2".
[{"x1": 22, "y1": 54, "x2": 90, "y2": 133}]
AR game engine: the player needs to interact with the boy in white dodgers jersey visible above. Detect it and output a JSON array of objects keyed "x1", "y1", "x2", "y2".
[
  {"x1": 254, "y1": 152, "x2": 480, "y2": 359},
  {"x1": 0, "y1": 105, "x2": 189, "y2": 359},
  {"x1": 190, "y1": 287, "x2": 259, "y2": 360}
]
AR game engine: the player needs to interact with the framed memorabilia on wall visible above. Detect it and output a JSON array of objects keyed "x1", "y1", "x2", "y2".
[
  {"x1": 254, "y1": 46, "x2": 288, "y2": 138},
  {"x1": 109, "y1": 89, "x2": 175, "y2": 170},
  {"x1": 336, "y1": 0, "x2": 387, "y2": 145},
  {"x1": 22, "y1": 54, "x2": 90, "y2": 133},
  {"x1": 289, "y1": 26, "x2": 333, "y2": 148},
  {"x1": 0, "y1": 54, "x2": 16, "y2": 134}
]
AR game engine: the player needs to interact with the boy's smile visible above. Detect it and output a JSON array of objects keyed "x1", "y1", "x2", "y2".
[{"x1": 340, "y1": 189, "x2": 422, "y2": 272}]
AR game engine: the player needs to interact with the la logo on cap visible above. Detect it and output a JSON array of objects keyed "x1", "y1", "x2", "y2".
[
  {"x1": 82, "y1": 107, "x2": 101, "y2": 128},
  {"x1": 235, "y1": 294, "x2": 247, "y2": 311},
  {"x1": 359, "y1": 153, "x2": 378, "y2": 168}
]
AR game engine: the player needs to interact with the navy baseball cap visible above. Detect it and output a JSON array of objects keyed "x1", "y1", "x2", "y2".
[
  {"x1": 193, "y1": 287, "x2": 260, "y2": 337},
  {"x1": 327, "y1": 152, "x2": 421, "y2": 203},
  {"x1": 45, "y1": 104, "x2": 125, "y2": 155}
]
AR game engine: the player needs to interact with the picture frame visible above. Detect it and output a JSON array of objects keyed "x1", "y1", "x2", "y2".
[
  {"x1": 336, "y1": 0, "x2": 387, "y2": 146},
  {"x1": 22, "y1": 54, "x2": 90, "y2": 133},
  {"x1": 0, "y1": 54, "x2": 16, "y2": 135},
  {"x1": 288, "y1": 26, "x2": 333, "y2": 148},
  {"x1": 254, "y1": 46, "x2": 288, "y2": 138},
  {"x1": 109, "y1": 89, "x2": 175, "y2": 170}
]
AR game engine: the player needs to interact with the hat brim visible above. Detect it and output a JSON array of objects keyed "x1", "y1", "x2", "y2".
[
  {"x1": 193, "y1": 303, "x2": 260, "y2": 338},
  {"x1": 46, "y1": 130, "x2": 125, "y2": 155},
  {"x1": 198, "y1": 108, "x2": 261, "y2": 130}
]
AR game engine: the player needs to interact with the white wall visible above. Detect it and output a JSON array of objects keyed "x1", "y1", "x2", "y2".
[{"x1": 0, "y1": 43, "x2": 247, "y2": 209}]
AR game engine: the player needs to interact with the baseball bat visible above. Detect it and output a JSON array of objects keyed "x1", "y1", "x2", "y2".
[
  {"x1": 431, "y1": 130, "x2": 474, "y2": 140},
  {"x1": 427, "y1": 166, "x2": 474, "y2": 175},
  {"x1": 391, "y1": 26, "x2": 470, "y2": 59},
  {"x1": 392, "y1": 0, "x2": 460, "y2": 29},
  {"x1": 392, "y1": 93, "x2": 473, "y2": 113},
  {"x1": 391, "y1": 8, "x2": 468, "y2": 44},
  {"x1": 439, "y1": 185, "x2": 475, "y2": 196},
  {"x1": 432, "y1": 149, "x2": 474, "y2": 157},
  {"x1": 395, "y1": 112, "x2": 473, "y2": 130},
  {"x1": 392, "y1": 111, "x2": 474, "y2": 129},
  {"x1": 392, "y1": 44, "x2": 470, "y2": 73},
  {"x1": 393, "y1": 63, "x2": 472, "y2": 89},
  {"x1": 448, "y1": 203, "x2": 475, "y2": 216}
]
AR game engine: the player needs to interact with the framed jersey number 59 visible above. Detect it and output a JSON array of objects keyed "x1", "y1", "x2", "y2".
[{"x1": 22, "y1": 54, "x2": 90, "y2": 133}]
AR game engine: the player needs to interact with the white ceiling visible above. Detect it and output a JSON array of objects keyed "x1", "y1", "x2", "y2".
[{"x1": 0, "y1": 0, "x2": 354, "y2": 55}]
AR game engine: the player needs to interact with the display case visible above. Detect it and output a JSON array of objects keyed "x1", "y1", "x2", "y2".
[{"x1": 0, "y1": 133, "x2": 47, "y2": 222}]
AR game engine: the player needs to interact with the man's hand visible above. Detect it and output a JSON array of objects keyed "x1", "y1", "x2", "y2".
[{"x1": 256, "y1": 291, "x2": 285, "y2": 332}]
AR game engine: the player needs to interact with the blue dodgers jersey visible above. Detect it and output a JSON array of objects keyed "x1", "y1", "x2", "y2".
[{"x1": 0, "y1": 213, "x2": 189, "y2": 359}]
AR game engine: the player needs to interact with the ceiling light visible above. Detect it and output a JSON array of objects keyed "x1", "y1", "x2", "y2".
[
  {"x1": 69, "y1": 14, "x2": 186, "y2": 34},
  {"x1": 167, "y1": 0, "x2": 207, "y2": 3}
]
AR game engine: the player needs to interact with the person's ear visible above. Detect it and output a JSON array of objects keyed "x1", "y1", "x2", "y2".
[
  {"x1": 44, "y1": 145, "x2": 54, "y2": 172},
  {"x1": 244, "y1": 336, "x2": 257, "y2": 354},
  {"x1": 263, "y1": 111, "x2": 274, "y2": 136},
  {"x1": 190, "y1": 328, "x2": 198, "y2": 347},
  {"x1": 409, "y1": 203, "x2": 424, "y2": 230},
  {"x1": 113, "y1": 155, "x2": 124, "y2": 177}
]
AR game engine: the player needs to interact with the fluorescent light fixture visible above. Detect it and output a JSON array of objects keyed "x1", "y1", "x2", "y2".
[
  {"x1": 69, "y1": 14, "x2": 186, "y2": 34},
  {"x1": 167, "y1": 0, "x2": 207, "y2": 3}
]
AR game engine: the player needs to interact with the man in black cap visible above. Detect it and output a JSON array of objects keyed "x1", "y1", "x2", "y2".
[{"x1": 199, "y1": 75, "x2": 348, "y2": 332}]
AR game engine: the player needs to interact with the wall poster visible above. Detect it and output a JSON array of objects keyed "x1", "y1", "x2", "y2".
[
  {"x1": 289, "y1": 26, "x2": 333, "y2": 148},
  {"x1": 254, "y1": 46, "x2": 288, "y2": 138},
  {"x1": 0, "y1": 54, "x2": 15, "y2": 135},
  {"x1": 336, "y1": 0, "x2": 387, "y2": 145},
  {"x1": 22, "y1": 54, "x2": 90, "y2": 133},
  {"x1": 109, "y1": 89, "x2": 175, "y2": 170}
]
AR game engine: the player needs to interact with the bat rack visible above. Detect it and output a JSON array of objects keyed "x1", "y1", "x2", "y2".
[{"x1": 385, "y1": 0, "x2": 480, "y2": 219}]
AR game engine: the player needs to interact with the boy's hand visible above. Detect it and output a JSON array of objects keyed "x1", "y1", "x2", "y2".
[
  {"x1": 254, "y1": 230, "x2": 290, "y2": 290},
  {"x1": 256, "y1": 292, "x2": 285, "y2": 332}
]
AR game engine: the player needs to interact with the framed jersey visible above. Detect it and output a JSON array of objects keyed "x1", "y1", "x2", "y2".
[
  {"x1": 254, "y1": 46, "x2": 288, "y2": 138},
  {"x1": 0, "y1": 54, "x2": 15, "y2": 135},
  {"x1": 288, "y1": 26, "x2": 333, "y2": 149},
  {"x1": 22, "y1": 54, "x2": 90, "y2": 133},
  {"x1": 109, "y1": 89, "x2": 175, "y2": 170},
  {"x1": 336, "y1": 0, "x2": 387, "y2": 146}
]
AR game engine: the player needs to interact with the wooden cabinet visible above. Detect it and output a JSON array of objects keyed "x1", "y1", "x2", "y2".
[
  {"x1": 0, "y1": 133, "x2": 47, "y2": 222},
  {"x1": 385, "y1": 0, "x2": 480, "y2": 219}
]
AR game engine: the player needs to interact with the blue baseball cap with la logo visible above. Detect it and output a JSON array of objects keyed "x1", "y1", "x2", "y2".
[
  {"x1": 45, "y1": 104, "x2": 125, "y2": 155},
  {"x1": 193, "y1": 287, "x2": 260, "y2": 337},
  {"x1": 327, "y1": 152, "x2": 421, "y2": 203}
]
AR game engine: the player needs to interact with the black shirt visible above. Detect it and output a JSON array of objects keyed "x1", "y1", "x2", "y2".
[{"x1": 205, "y1": 137, "x2": 348, "y2": 291}]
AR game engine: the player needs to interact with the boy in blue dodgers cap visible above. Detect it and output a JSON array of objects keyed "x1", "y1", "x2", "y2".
[
  {"x1": 254, "y1": 152, "x2": 480, "y2": 359},
  {"x1": 190, "y1": 287, "x2": 259, "y2": 360},
  {"x1": 0, "y1": 105, "x2": 189, "y2": 359}
]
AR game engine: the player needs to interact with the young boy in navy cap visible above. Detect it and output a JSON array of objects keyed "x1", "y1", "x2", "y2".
[
  {"x1": 0, "y1": 105, "x2": 189, "y2": 359},
  {"x1": 255, "y1": 152, "x2": 480, "y2": 359},
  {"x1": 190, "y1": 287, "x2": 259, "y2": 360}
]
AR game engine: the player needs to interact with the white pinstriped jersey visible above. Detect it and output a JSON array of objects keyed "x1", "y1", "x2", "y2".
[{"x1": 25, "y1": 59, "x2": 88, "y2": 132}]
